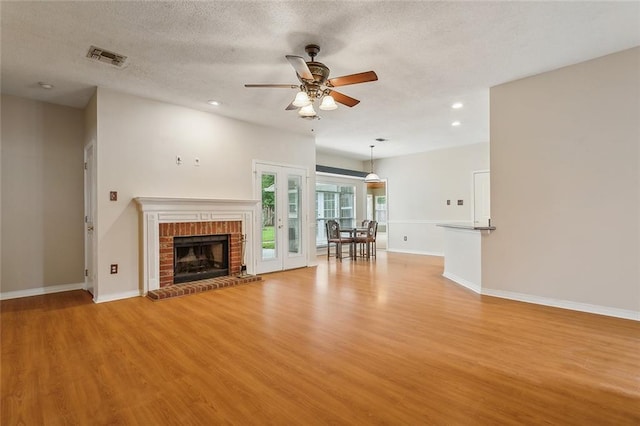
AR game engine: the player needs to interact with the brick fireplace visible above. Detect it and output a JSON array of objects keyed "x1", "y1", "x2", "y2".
[
  {"x1": 134, "y1": 197, "x2": 259, "y2": 294},
  {"x1": 159, "y1": 220, "x2": 241, "y2": 287}
]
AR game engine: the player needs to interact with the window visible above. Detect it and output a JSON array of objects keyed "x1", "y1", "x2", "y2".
[
  {"x1": 316, "y1": 183, "x2": 356, "y2": 246},
  {"x1": 375, "y1": 195, "x2": 387, "y2": 225}
]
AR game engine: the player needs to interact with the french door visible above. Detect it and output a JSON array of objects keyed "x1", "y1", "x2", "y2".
[{"x1": 255, "y1": 163, "x2": 308, "y2": 274}]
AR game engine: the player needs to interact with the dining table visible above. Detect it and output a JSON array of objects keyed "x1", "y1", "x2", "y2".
[{"x1": 340, "y1": 227, "x2": 370, "y2": 259}]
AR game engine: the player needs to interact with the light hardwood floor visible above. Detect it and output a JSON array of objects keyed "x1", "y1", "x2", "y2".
[{"x1": 2, "y1": 252, "x2": 639, "y2": 425}]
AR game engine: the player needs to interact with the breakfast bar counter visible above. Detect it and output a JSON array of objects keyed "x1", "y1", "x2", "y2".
[{"x1": 437, "y1": 223, "x2": 495, "y2": 293}]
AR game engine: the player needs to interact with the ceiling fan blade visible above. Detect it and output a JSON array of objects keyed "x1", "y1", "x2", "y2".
[
  {"x1": 327, "y1": 90, "x2": 360, "y2": 107},
  {"x1": 285, "y1": 55, "x2": 313, "y2": 80},
  {"x1": 244, "y1": 84, "x2": 299, "y2": 88},
  {"x1": 285, "y1": 101, "x2": 298, "y2": 111},
  {"x1": 328, "y1": 71, "x2": 378, "y2": 87}
]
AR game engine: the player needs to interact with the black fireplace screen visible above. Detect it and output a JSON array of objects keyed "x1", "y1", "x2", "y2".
[{"x1": 173, "y1": 234, "x2": 229, "y2": 283}]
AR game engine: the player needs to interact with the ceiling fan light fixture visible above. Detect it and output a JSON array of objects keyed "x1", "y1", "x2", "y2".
[
  {"x1": 298, "y1": 104, "x2": 316, "y2": 117},
  {"x1": 319, "y1": 95, "x2": 338, "y2": 111},
  {"x1": 292, "y1": 91, "x2": 311, "y2": 107}
]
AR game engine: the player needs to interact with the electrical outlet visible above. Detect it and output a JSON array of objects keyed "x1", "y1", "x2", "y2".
[
  {"x1": 109, "y1": 191, "x2": 117, "y2": 201},
  {"x1": 404, "y1": 236, "x2": 407, "y2": 241},
  {"x1": 447, "y1": 200, "x2": 451, "y2": 205},
  {"x1": 110, "y1": 264, "x2": 118, "y2": 274},
  {"x1": 194, "y1": 157, "x2": 200, "y2": 166},
  {"x1": 176, "y1": 155, "x2": 182, "y2": 165}
]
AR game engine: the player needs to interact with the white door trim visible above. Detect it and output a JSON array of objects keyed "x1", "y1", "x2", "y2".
[{"x1": 83, "y1": 142, "x2": 97, "y2": 299}]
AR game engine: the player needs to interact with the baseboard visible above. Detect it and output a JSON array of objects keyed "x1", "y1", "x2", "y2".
[
  {"x1": 442, "y1": 272, "x2": 481, "y2": 294},
  {"x1": 94, "y1": 290, "x2": 143, "y2": 304},
  {"x1": 386, "y1": 248, "x2": 443, "y2": 257},
  {"x1": 482, "y1": 288, "x2": 640, "y2": 321},
  {"x1": 0, "y1": 282, "x2": 85, "y2": 301}
]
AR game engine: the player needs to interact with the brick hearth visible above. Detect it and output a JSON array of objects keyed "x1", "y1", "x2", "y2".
[{"x1": 147, "y1": 275, "x2": 262, "y2": 300}]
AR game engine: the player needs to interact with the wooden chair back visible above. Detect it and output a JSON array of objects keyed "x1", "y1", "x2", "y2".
[{"x1": 326, "y1": 219, "x2": 342, "y2": 241}]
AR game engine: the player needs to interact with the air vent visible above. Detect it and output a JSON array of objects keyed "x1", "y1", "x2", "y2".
[{"x1": 86, "y1": 46, "x2": 127, "y2": 67}]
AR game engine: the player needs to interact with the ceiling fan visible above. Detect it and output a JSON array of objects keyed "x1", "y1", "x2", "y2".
[{"x1": 244, "y1": 44, "x2": 378, "y2": 119}]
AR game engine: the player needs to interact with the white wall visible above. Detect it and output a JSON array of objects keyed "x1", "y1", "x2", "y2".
[
  {"x1": 316, "y1": 151, "x2": 365, "y2": 171},
  {"x1": 84, "y1": 92, "x2": 97, "y2": 150},
  {"x1": 1, "y1": 95, "x2": 85, "y2": 296},
  {"x1": 377, "y1": 143, "x2": 490, "y2": 255},
  {"x1": 94, "y1": 88, "x2": 316, "y2": 301},
  {"x1": 484, "y1": 47, "x2": 640, "y2": 318}
]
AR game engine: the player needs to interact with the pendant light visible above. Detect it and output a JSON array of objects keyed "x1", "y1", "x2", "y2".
[{"x1": 364, "y1": 145, "x2": 381, "y2": 183}]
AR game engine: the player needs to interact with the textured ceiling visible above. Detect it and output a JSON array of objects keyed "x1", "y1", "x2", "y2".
[{"x1": 1, "y1": 1, "x2": 639, "y2": 160}]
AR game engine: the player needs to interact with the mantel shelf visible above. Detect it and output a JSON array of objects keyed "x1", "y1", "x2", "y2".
[{"x1": 135, "y1": 197, "x2": 260, "y2": 212}]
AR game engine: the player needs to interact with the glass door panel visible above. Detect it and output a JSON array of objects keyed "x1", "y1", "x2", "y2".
[
  {"x1": 261, "y1": 172, "x2": 277, "y2": 260},
  {"x1": 287, "y1": 175, "x2": 301, "y2": 255}
]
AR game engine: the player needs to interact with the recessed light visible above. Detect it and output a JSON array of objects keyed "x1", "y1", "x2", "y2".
[
  {"x1": 38, "y1": 82, "x2": 54, "y2": 89},
  {"x1": 207, "y1": 100, "x2": 220, "y2": 106},
  {"x1": 451, "y1": 121, "x2": 461, "y2": 127},
  {"x1": 451, "y1": 102, "x2": 463, "y2": 109}
]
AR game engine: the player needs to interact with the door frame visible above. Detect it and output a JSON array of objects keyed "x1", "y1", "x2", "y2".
[
  {"x1": 253, "y1": 160, "x2": 309, "y2": 274},
  {"x1": 365, "y1": 178, "x2": 388, "y2": 232},
  {"x1": 472, "y1": 170, "x2": 490, "y2": 227},
  {"x1": 84, "y1": 142, "x2": 97, "y2": 299}
]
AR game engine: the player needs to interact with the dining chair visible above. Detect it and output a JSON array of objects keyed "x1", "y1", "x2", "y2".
[
  {"x1": 325, "y1": 219, "x2": 354, "y2": 261},
  {"x1": 355, "y1": 220, "x2": 377, "y2": 259},
  {"x1": 357, "y1": 220, "x2": 370, "y2": 257}
]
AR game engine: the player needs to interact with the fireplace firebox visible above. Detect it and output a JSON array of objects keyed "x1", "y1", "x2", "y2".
[{"x1": 173, "y1": 234, "x2": 229, "y2": 284}]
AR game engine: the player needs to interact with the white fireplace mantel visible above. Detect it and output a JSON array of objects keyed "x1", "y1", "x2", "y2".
[{"x1": 134, "y1": 197, "x2": 259, "y2": 294}]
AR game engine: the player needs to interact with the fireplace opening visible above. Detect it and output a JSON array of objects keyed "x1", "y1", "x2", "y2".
[{"x1": 173, "y1": 234, "x2": 229, "y2": 284}]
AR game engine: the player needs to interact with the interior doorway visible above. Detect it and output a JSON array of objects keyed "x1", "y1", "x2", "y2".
[{"x1": 366, "y1": 180, "x2": 387, "y2": 250}]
